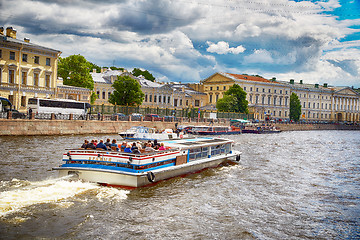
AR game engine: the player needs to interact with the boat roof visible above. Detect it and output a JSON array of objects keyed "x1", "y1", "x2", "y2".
[{"x1": 160, "y1": 137, "x2": 233, "y2": 149}]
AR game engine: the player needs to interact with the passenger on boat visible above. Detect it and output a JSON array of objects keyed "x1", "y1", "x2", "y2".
[
  {"x1": 93, "y1": 139, "x2": 98, "y2": 147},
  {"x1": 96, "y1": 139, "x2": 108, "y2": 150},
  {"x1": 110, "y1": 139, "x2": 119, "y2": 151},
  {"x1": 144, "y1": 140, "x2": 153, "y2": 149},
  {"x1": 104, "y1": 138, "x2": 111, "y2": 149},
  {"x1": 136, "y1": 141, "x2": 143, "y2": 150},
  {"x1": 153, "y1": 139, "x2": 160, "y2": 150},
  {"x1": 158, "y1": 142, "x2": 166, "y2": 151},
  {"x1": 124, "y1": 144, "x2": 132, "y2": 153},
  {"x1": 86, "y1": 140, "x2": 96, "y2": 149},
  {"x1": 81, "y1": 140, "x2": 88, "y2": 149},
  {"x1": 145, "y1": 143, "x2": 155, "y2": 152},
  {"x1": 120, "y1": 141, "x2": 127, "y2": 151}
]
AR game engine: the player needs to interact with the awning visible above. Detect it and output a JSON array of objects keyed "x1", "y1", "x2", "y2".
[
  {"x1": 230, "y1": 119, "x2": 250, "y2": 123},
  {"x1": 0, "y1": 97, "x2": 12, "y2": 106}
]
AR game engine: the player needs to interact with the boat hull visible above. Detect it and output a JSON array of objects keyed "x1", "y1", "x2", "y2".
[{"x1": 54, "y1": 152, "x2": 240, "y2": 188}]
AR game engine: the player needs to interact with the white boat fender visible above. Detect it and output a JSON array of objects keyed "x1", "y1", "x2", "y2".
[
  {"x1": 236, "y1": 154, "x2": 240, "y2": 162},
  {"x1": 147, "y1": 171, "x2": 156, "y2": 182}
]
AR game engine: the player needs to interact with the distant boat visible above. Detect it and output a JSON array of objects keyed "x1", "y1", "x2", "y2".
[
  {"x1": 119, "y1": 126, "x2": 182, "y2": 140},
  {"x1": 53, "y1": 137, "x2": 242, "y2": 188},
  {"x1": 191, "y1": 125, "x2": 241, "y2": 135}
]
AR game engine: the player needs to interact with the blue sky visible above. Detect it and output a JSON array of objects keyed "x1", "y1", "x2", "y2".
[{"x1": 1, "y1": 0, "x2": 359, "y2": 87}]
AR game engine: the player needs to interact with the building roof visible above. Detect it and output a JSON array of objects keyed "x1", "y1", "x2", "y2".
[
  {"x1": 1, "y1": 35, "x2": 61, "y2": 54},
  {"x1": 220, "y1": 72, "x2": 279, "y2": 84}
]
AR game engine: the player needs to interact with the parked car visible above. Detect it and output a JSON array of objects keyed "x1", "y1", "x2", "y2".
[
  {"x1": 130, "y1": 113, "x2": 143, "y2": 121},
  {"x1": 111, "y1": 113, "x2": 127, "y2": 121},
  {"x1": 6, "y1": 109, "x2": 26, "y2": 119},
  {"x1": 164, "y1": 116, "x2": 176, "y2": 122},
  {"x1": 144, "y1": 114, "x2": 162, "y2": 121}
]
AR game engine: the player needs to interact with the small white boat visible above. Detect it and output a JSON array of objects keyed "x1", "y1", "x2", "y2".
[
  {"x1": 119, "y1": 126, "x2": 180, "y2": 140},
  {"x1": 53, "y1": 137, "x2": 241, "y2": 188}
]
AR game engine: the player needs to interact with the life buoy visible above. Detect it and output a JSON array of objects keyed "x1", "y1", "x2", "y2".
[
  {"x1": 147, "y1": 171, "x2": 156, "y2": 182},
  {"x1": 236, "y1": 155, "x2": 240, "y2": 162}
]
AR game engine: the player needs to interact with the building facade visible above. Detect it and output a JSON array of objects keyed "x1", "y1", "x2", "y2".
[
  {"x1": 0, "y1": 27, "x2": 61, "y2": 111},
  {"x1": 198, "y1": 72, "x2": 360, "y2": 122}
]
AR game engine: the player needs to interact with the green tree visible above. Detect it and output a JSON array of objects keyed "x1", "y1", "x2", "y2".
[
  {"x1": 88, "y1": 62, "x2": 101, "y2": 73},
  {"x1": 132, "y1": 68, "x2": 155, "y2": 82},
  {"x1": 108, "y1": 75, "x2": 144, "y2": 106},
  {"x1": 90, "y1": 92, "x2": 98, "y2": 105},
  {"x1": 290, "y1": 92, "x2": 301, "y2": 122},
  {"x1": 216, "y1": 84, "x2": 249, "y2": 113},
  {"x1": 58, "y1": 54, "x2": 94, "y2": 90}
]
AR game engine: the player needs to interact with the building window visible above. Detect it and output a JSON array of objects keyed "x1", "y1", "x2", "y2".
[
  {"x1": 285, "y1": 98, "x2": 288, "y2": 106},
  {"x1": 210, "y1": 87, "x2": 213, "y2": 91},
  {"x1": 22, "y1": 71, "x2": 27, "y2": 85},
  {"x1": 216, "y1": 94, "x2": 219, "y2": 102},
  {"x1": 249, "y1": 95, "x2": 252, "y2": 103},
  {"x1": 145, "y1": 94, "x2": 147, "y2": 102},
  {"x1": 244, "y1": 87, "x2": 246, "y2": 91},
  {"x1": 34, "y1": 72, "x2": 39, "y2": 86},
  {"x1": 168, "y1": 96, "x2": 170, "y2": 103},
  {"x1": 22, "y1": 54, "x2": 28, "y2": 62},
  {"x1": 45, "y1": 74, "x2": 51, "y2": 87},
  {"x1": 154, "y1": 95, "x2": 157, "y2": 102},
  {"x1": 303, "y1": 102, "x2": 306, "y2": 108},
  {"x1": 96, "y1": 90, "x2": 100, "y2": 97},
  {"x1": 269, "y1": 89, "x2": 271, "y2": 93},
  {"x1": 209, "y1": 94, "x2": 213, "y2": 103},
  {"x1": 158, "y1": 95, "x2": 161, "y2": 103},
  {"x1": 250, "y1": 87, "x2": 252, "y2": 91},
  {"x1": 273, "y1": 96, "x2": 277, "y2": 106},
  {"x1": 186, "y1": 100, "x2": 188, "y2": 106},
  {"x1": 102, "y1": 91, "x2": 105, "y2": 99},
  {"x1": 21, "y1": 96, "x2": 26, "y2": 107},
  {"x1": 280, "y1": 90, "x2": 282, "y2": 94},
  {"x1": 195, "y1": 100, "x2": 200, "y2": 107},
  {"x1": 308, "y1": 102, "x2": 311, "y2": 108},
  {"x1": 262, "y1": 96, "x2": 265, "y2": 104},
  {"x1": 217, "y1": 86, "x2": 219, "y2": 90},
  {"x1": 223, "y1": 86, "x2": 226, "y2": 90},
  {"x1": 274, "y1": 89, "x2": 277, "y2": 93},
  {"x1": 180, "y1": 99, "x2": 182, "y2": 106},
  {"x1": 268, "y1": 96, "x2": 271, "y2": 105},
  {"x1": 34, "y1": 56, "x2": 40, "y2": 64},
  {"x1": 256, "y1": 88, "x2": 258, "y2": 92},
  {"x1": 279, "y1": 98, "x2": 282, "y2": 106},
  {"x1": 9, "y1": 69, "x2": 15, "y2": 83},
  {"x1": 263, "y1": 88, "x2": 265, "y2": 92},
  {"x1": 0, "y1": 49, "x2": 2, "y2": 58},
  {"x1": 46, "y1": 58, "x2": 51, "y2": 66},
  {"x1": 163, "y1": 96, "x2": 166, "y2": 103},
  {"x1": 279, "y1": 111, "x2": 282, "y2": 117},
  {"x1": 255, "y1": 95, "x2": 258, "y2": 103},
  {"x1": 174, "y1": 99, "x2": 178, "y2": 107},
  {"x1": 10, "y1": 51, "x2": 15, "y2": 60},
  {"x1": 108, "y1": 92, "x2": 111, "y2": 99},
  {"x1": 149, "y1": 95, "x2": 152, "y2": 102}
]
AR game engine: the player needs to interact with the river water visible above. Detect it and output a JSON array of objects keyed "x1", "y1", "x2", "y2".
[{"x1": 0, "y1": 131, "x2": 359, "y2": 239}]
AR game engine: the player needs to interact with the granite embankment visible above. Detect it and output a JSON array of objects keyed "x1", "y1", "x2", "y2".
[{"x1": 0, "y1": 119, "x2": 359, "y2": 136}]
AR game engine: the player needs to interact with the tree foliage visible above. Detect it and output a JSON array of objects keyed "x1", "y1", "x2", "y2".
[
  {"x1": 108, "y1": 75, "x2": 144, "y2": 106},
  {"x1": 132, "y1": 68, "x2": 155, "y2": 82},
  {"x1": 88, "y1": 62, "x2": 101, "y2": 73},
  {"x1": 216, "y1": 84, "x2": 249, "y2": 113},
  {"x1": 290, "y1": 92, "x2": 301, "y2": 122},
  {"x1": 58, "y1": 54, "x2": 94, "y2": 90}
]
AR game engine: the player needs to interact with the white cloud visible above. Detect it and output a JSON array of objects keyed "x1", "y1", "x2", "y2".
[
  {"x1": 206, "y1": 41, "x2": 245, "y2": 55},
  {"x1": 244, "y1": 49, "x2": 273, "y2": 64}
]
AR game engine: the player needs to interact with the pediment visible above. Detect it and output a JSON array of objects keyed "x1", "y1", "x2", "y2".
[
  {"x1": 335, "y1": 87, "x2": 360, "y2": 97},
  {"x1": 202, "y1": 72, "x2": 235, "y2": 84}
]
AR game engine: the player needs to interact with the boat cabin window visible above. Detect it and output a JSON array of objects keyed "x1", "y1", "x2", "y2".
[{"x1": 189, "y1": 147, "x2": 209, "y2": 161}]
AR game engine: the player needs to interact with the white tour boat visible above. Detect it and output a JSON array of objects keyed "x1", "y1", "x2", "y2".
[
  {"x1": 53, "y1": 137, "x2": 241, "y2": 188},
  {"x1": 119, "y1": 126, "x2": 182, "y2": 140}
]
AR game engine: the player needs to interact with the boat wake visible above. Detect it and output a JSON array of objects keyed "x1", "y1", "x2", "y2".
[{"x1": 0, "y1": 176, "x2": 129, "y2": 219}]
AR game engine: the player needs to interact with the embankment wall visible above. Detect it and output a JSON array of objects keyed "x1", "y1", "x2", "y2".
[{"x1": 0, "y1": 119, "x2": 359, "y2": 136}]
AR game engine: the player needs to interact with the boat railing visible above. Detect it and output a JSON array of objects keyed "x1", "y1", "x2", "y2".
[{"x1": 65, "y1": 148, "x2": 180, "y2": 157}]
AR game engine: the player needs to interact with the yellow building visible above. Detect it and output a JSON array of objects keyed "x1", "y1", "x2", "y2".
[
  {"x1": 200, "y1": 72, "x2": 290, "y2": 121},
  {"x1": 0, "y1": 26, "x2": 61, "y2": 111}
]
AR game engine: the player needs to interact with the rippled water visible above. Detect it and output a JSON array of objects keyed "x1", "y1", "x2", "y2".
[{"x1": 0, "y1": 131, "x2": 359, "y2": 239}]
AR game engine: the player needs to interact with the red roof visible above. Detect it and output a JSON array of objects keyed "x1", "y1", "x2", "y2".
[{"x1": 224, "y1": 73, "x2": 279, "y2": 84}]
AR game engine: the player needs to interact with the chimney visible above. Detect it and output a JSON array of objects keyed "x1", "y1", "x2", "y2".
[
  {"x1": 6, "y1": 27, "x2": 17, "y2": 39},
  {"x1": 24, "y1": 37, "x2": 30, "y2": 43},
  {"x1": 300, "y1": 80, "x2": 303, "y2": 84},
  {"x1": 323, "y1": 83, "x2": 328, "y2": 88},
  {"x1": 290, "y1": 79, "x2": 294, "y2": 84},
  {"x1": 315, "y1": 83, "x2": 319, "y2": 88},
  {"x1": 0, "y1": 27, "x2": 4, "y2": 35},
  {"x1": 93, "y1": 69, "x2": 96, "y2": 73}
]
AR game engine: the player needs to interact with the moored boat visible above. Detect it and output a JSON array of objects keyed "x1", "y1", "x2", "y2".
[
  {"x1": 191, "y1": 125, "x2": 241, "y2": 135},
  {"x1": 119, "y1": 126, "x2": 180, "y2": 140},
  {"x1": 53, "y1": 137, "x2": 241, "y2": 188}
]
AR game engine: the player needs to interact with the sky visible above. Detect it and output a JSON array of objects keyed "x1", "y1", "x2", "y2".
[{"x1": 1, "y1": 0, "x2": 360, "y2": 88}]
